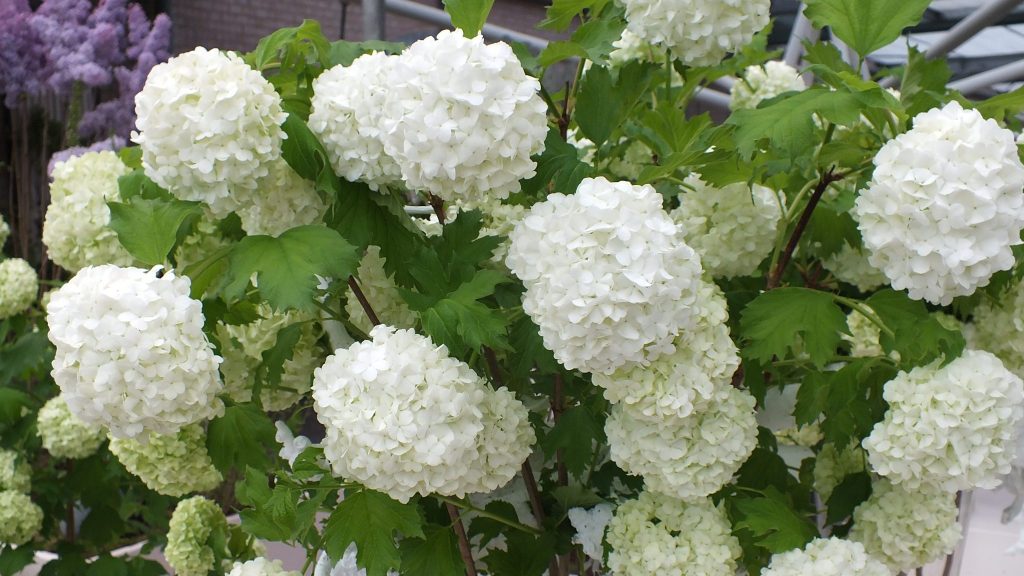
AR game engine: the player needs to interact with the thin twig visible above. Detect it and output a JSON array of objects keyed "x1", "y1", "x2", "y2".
[
  {"x1": 521, "y1": 460, "x2": 560, "y2": 576},
  {"x1": 483, "y1": 347, "x2": 504, "y2": 388},
  {"x1": 446, "y1": 503, "x2": 478, "y2": 576},
  {"x1": 346, "y1": 276, "x2": 380, "y2": 327},
  {"x1": 433, "y1": 494, "x2": 542, "y2": 535},
  {"x1": 766, "y1": 168, "x2": 845, "y2": 290}
]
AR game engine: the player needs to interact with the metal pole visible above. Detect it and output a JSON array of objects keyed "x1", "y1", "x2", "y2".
[
  {"x1": 363, "y1": 0, "x2": 386, "y2": 40},
  {"x1": 693, "y1": 87, "x2": 732, "y2": 111},
  {"x1": 784, "y1": 4, "x2": 818, "y2": 67},
  {"x1": 926, "y1": 0, "x2": 1024, "y2": 60},
  {"x1": 948, "y1": 57, "x2": 1024, "y2": 92},
  {"x1": 384, "y1": 0, "x2": 550, "y2": 50}
]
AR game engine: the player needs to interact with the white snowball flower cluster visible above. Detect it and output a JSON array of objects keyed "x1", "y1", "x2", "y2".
[
  {"x1": 217, "y1": 304, "x2": 322, "y2": 411},
  {"x1": 863, "y1": 349, "x2": 1024, "y2": 491},
  {"x1": 238, "y1": 161, "x2": 326, "y2": 237},
  {"x1": 132, "y1": 47, "x2": 286, "y2": 218},
  {"x1": 42, "y1": 151, "x2": 133, "y2": 272},
  {"x1": 762, "y1": 537, "x2": 889, "y2": 576},
  {"x1": 850, "y1": 480, "x2": 961, "y2": 572},
  {"x1": 312, "y1": 325, "x2": 534, "y2": 502},
  {"x1": 852, "y1": 101, "x2": 1024, "y2": 305},
  {"x1": 36, "y1": 395, "x2": 106, "y2": 459},
  {"x1": 226, "y1": 558, "x2": 301, "y2": 576},
  {"x1": 671, "y1": 173, "x2": 783, "y2": 278},
  {"x1": 0, "y1": 491, "x2": 43, "y2": 545},
  {"x1": 592, "y1": 277, "x2": 738, "y2": 419},
  {"x1": 0, "y1": 214, "x2": 8, "y2": 248},
  {"x1": 165, "y1": 496, "x2": 229, "y2": 576},
  {"x1": 174, "y1": 208, "x2": 231, "y2": 269},
  {"x1": 109, "y1": 424, "x2": 222, "y2": 497},
  {"x1": 309, "y1": 52, "x2": 402, "y2": 190},
  {"x1": 0, "y1": 449, "x2": 30, "y2": 493},
  {"x1": 609, "y1": 29, "x2": 651, "y2": 65},
  {"x1": 606, "y1": 491, "x2": 741, "y2": 575},
  {"x1": 843, "y1": 310, "x2": 884, "y2": 358},
  {"x1": 569, "y1": 503, "x2": 615, "y2": 561},
  {"x1": 606, "y1": 139, "x2": 652, "y2": 182},
  {"x1": 822, "y1": 243, "x2": 888, "y2": 292},
  {"x1": 605, "y1": 387, "x2": 757, "y2": 499},
  {"x1": 380, "y1": 30, "x2": 547, "y2": 208},
  {"x1": 506, "y1": 177, "x2": 703, "y2": 374},
  {"x1": 730, "y1": 61, "x2": 806, "y2": 110},
  {"x1": 620, "y1": 0, "x2": 770, "y2": 67},
  {"x1": 47, "y1": 265, "x2": 224, "y2": 440},
  {"x1": 345, "y1": 246, "x2": 417, "y2": 334},
  {"x1": 813, "y1": 442, "x2": 866, "y2": 501},
  {"x1": 966, "y1": 278, "x2": 1024, "y2": 377},
  {"x1": 0, "y1": 258, "x2": 38, "y2": 319}
]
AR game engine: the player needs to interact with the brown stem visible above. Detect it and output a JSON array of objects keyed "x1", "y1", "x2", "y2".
[
  {"x1": 558, "y1": 81, "x2": 571, "y2": 141},
  {"x1": 553, "y1": 374, "x2": 568, "y2": 486},
  {"x1": 521, "y1": 460, "x2": 560, "y2": 576},
  {"x1": 445, "y1": 503, "x2": 478, "y2": 576},
  {"x1": 483, "y1": 347, "x2": 504, "y2": 388},
  {"x1": 428, "y1": 193, "x2": 447, "y2": 225},
  {"x1": 766, "y1": 168, "x2": 845, "y2": 290},
  {"x1": 347, "y1": 276, "x2": 380, "y2": 327}
]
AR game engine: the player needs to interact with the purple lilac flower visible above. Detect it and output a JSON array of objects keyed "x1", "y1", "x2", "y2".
[{"x1": 47, "y1": 136, "x2": 126, "y2": 177}]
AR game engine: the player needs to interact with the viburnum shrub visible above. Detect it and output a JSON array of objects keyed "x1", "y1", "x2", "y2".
[{"x1": 5, "y1": 0, "x2": 1024, "y2": 574}]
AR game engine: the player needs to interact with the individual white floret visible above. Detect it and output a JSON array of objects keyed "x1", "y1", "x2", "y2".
[
  {"x1": 606, "y1": 491, "x2": 741, "y2": 575},
  {"x1": 762, "y1": 537, "x2": 889, "y2": 576},
  {"x1": 132, "y1": 47, "x2": 287, "y2": 218},
  {"x1": 620, "y1": 0, "x2": 770, "y2": 67},
  {"x1": 0, "y1": 258, "x2": 37, "y2": 319},
  {"x1": 344, "y1": 246, "x2": 417, "y2": 334},
  {"x1": 813, "y1": 442, "x2": 866, "y2": 501},
  {"x1": 671, "y1": 173, "x2": 783, "y2": 278},
  {"x1": 238, "y1": 160, "x2": 326, "y2": 237},
  {"x1": 863, "y1": 349, "x2": 1024, "y2": 491},
  {"x1": 380, "y1": 30, "x2": 548, "y2": 209},
  {"x1": 46, "y1": 265, "x2": 224, "y2": 440},
  {"x1": 730, "y1": 61, "x2": 806, "y2": 110},
  {"x1": 108, "y1": 424, "x2": 222, "y2": 497},
  {"x1": 36, "y1": 395, "x2": 106, "y2": 459},
  {"x1": 165, "y1": 496, "x2": 229, "y2": 576},
  {"x1": 275, "y1": 421, "x2": 314, "y2": 468},
  {"x1": 852, "y1": 101, "x2": 1024, "y2": 305},
  {"x1": 309, "y1": 52, "x2": 402, "y2": 190},
  {"x1": 850, "y1": 480, "x2": 961, "y2": 572},
  {"x1": 0, "y1": 449, "x2": 30, "y2": 493},
  {"x1": 592, "y1": 277, "x2": 739, "y2": 419},
  {"x1": 569, "y1": 503, "x2": 615, "y2": 561},
  {"x1": 822, "y1": 243, "x2": 888, "y2": 292},
  {"x1": 506, "y1": 177, "x2": 703, "y2": 375},
  {"x1": 0, "y1": 491, "x2": 43, "y2": 545},
  {"x1": 226, "y1": 558, "x2": 301, "y2": 576},
  {"x1": 42, "y1": 150, "x2": 134, "y2": 272},
  {"x1": 605, "y1": 387, "x2": 757, "y2": 500}
]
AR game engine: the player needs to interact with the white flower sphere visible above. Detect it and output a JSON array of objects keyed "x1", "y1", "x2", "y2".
[
  {"x1": 109, "y1": 424, "x2": 222, "y2": 497},
  {"x1": 671, "y1": 173, "x2": 783, "y2": 278},
  {"x1": 238, "y1": 160, "x2": 326, "y2": 237},
  {"x1": 0, "y1": 258, "x2": 38, "y2": 319},
  {"x1": 453, "y1": 386, "x2": 536, "y2": 495},
  {"x1": 227, "y1": 558, "x2": 301, "y2": 576},
  {"x1": 46, "y1": 265, "x2": 224, "y2": 440},
  {"x1": 0, "y1": 449, "x2": 30, "y2": 493},
  {"x1": 852, "y1": 101, "x2": 1024, "y2": 305},
  {"x1": 592, "y1": 277, "x2": 739, "y2": 419},
  {"x1": 380, "y1": 29, "x2": 548, "y2": 208},
  {"x1": 0, "y1": 491, "x2": 43, "y2": 545},
  {"x1": 605, "y1": 387, "x2": 757, "y2": 500},
  {"x1": 606, "y1": 491, "x2": 741, "y2": 575},
  {"x1": 850, "y1": 480, "x2": 961, "y2": 572},
  {"x1": 313, "y1": 325, "x2": 529, "y2": 502},
  {"x1": 42, "y1": 151, "x2": 133, "y2": 272},
  {"x1": 730, "y1": 61, "x2": 806, "y2": 110},
  {"x1": 132, "y1": 47, "x2": 287, "y2": 218},
  {"x1": 813, "y1": 442, "x2": 866, "y2": 501},
  {"x1": 822, "y1": 243, "x2": 888, "y2": 292},
  {"x1": 36, "y1": 395, "x2": 106, "y2": 460},
  {"x1": 344, "y1": 246, "x2": 417, "y2": 334},
  {"x1": 620, "y1": 0, "x2": 770, "y2": 67},
  {"x1": 506, "y1": 177, "x2": 703, "y2": 375},
  {"x1": 309, "y1": 52, "x2": 402, "y2": 190},
  {"x1": 863, "y1": 349, "x2": 1024, "y2": 491},
  {"x1": 762, "y1": 537, "x2": 889, "y2": 576},
  {"x1": 165, "y1": 496, "x2": 229, "y2": 576}
]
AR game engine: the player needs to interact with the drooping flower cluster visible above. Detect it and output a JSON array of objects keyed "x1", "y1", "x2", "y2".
[
  {"x1": 762, "y1": 537, "x2": 889, "y2": 576},
  {"x1": 109, "y1": 424, "x2": 222, "y2": 496},
  {"x1": 822, "y1": 243, "x2": 888, "y2": 292},
  {"x1": 47, "y1": 265, "x2": 224, "y2": 440},
  {"x1": 0, "y1": 491, "x2": 43, "y2": 545},
  {"x1": 850, "y1": 480, "x2": 961, "y2": 572},
  {"x1": 43, "y1": 150, "x2": 133, "y2": 272},
  {"x1": 0, "y1": 449, "x2": 31, "y2": 493},
  {"x1": 568, "y1": 503, "x2": 615, "y2": 561},
  {"x1": 132, "y1": 47, "x2": 286, "y2": 218},
  {"x1": 852, "y1": 101, "x2": 1024, "y2": 305},
  {"x1": 671, "y1": 174, "x2": 783, "y2": 278},
  {"x1": 226, "y1": 558, "x2": 301, "y2": 576},
  {"x1": 619, "y1": 0, "x2": 770, "y2": 66},
  {"x1": 605, "y1": 386, "x2": 757, "y2": 500},
  {"x1": 966, "y1": 278, "x2": 1024, "y2": 378},
  {"x1": 165, "y1": 496, "x2": 229, "y2": 576},
  {"x1": 0, "y1": 258, "x2": 38, "y2": 319},
  {"x1": 863, "y1": 349, "x2": 1024, "y2": 491},
  {"x1": 36, "y1": 395, "x2": 107, "y2": 459},
  {"x1": 813, "y1": 442, "x2": 866, "y2": 501},
  {"x1": 236, "y1": 160, "x2": 326, "y2": 237},
  {"x1": 217, "y1": 304, "x2": 323, "y2": 411},
  {"x1": 606, "y1": 491, "x2": 741, "y2": 575},
  {"x1": 312, "y1": 325, "x2": 534, "y2": 502},
  {"x1": 730, "y1": 61, "x2": 806, "y2": 110},
  {"x1": 345, "y1": 246, "x2": 417, "y2": 334},
  {"x1": 506, "y1": 177, "x2": 703, "y2": 374}
]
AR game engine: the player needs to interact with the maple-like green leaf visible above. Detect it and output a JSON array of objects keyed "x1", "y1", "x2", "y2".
[
  {"x1": 521, "y1": 129, "x2": 594, "y2": 196},
  {"x1": 539, "y1": 0, "x2": 609, "y2": 31},
  {"x1": 399, "y1": 524, "x2": 465, "y2": 576},
  {"x1": 442, "y1": 0, "x2": 495, "y2": 36},
  {"x1": 223, "y1": 225, "x2": 359, "y2": 312},
  {"x1": 825, "y1": 471, "x2": 872, "y2": 524},
  {"x1": 864, "y1": 289, "x2": 965, "y2": 367},
  {"x1": 740, "y1": 287, "x2": 848, "y2": 367},
  {"x1": 483, "y1": 532, "x2": 556, "y2": 576},
  {"x1": 574, "y1": 61, "x2": 656, "y2": 147},
  {"x1": 541, "y1": 405, "x2": 604, "y2": 480},
  {"x1": 799, "y1": 358, "x2": 894, "y2": 448},
  {"x1": 206, "y1": 404, "x2": 277, "y2": 472},
  {"x1": 539, "y1": 18, "x2": 625, "y2": 66},
  {"x1": 403, "y1": 269, "x2": 512, "y2": 355},
  {"x1": 108, "y1": 196, "x2": 203, "y2": 267},
  {"x1": 804, "y1": 0, "x2": 931, "y2": 58},
  {"x1": 734, "y1": 493, "x2": 817, "y2": 553},
  {"x1": 323, "y1": 489, "x2": 424, "y2": 576}
]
